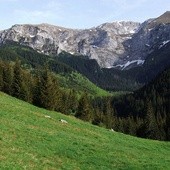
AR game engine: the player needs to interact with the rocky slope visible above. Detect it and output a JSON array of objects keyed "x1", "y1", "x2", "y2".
[
  {"x1": 116, "y1": 11, "x2": 170, "y2": 70},
  {"x1": 0, "y1": 11, "x2": 170, "y2": 69}
]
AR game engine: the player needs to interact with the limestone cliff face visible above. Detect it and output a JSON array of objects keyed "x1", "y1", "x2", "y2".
[
  {"x1": 119, "y1": 11, "x2": 170, "y2": 69},
  {"x1": 0, "y1": 12, "x2": 170, "y2": 69},
  {"x1": 0, "y1": 22, "x2": 139, "y2": 68}
]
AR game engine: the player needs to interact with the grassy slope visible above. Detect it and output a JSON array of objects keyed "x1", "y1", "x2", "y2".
[
  {"x1": 57, "y1": 72, "x2": 111, "y2": 97},
  {"x1": 0, "y1": 92, "x2": 170, "y2": 170}
]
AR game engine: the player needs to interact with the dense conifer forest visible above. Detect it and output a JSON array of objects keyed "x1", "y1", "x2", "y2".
[
  {"x1": 0, "y1": 43, "x2": 169, "y2": 141},
  {"x1": 0, "y1": 58, "x2": 169, "y2": 141}
]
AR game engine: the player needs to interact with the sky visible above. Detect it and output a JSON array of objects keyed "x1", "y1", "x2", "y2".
[{"x1": 0, "y1": 0, "x2": 170, "y2": 30}]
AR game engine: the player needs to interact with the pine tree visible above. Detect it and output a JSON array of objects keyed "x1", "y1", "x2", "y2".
[
  {"x1": 11, "y1": 59, "x2": 22, "y2": 97},
  {"x1": 156, "y1": 111, "x2": 166, "y2": 140},
  {"x1": 92, "y1": 107, "x2": 104, "y2": 126},
  {"x1": 117, "y1": 118, "x2": 124, "y2": 133},
  {"x1": 36, "y1": 67, "x2": 60, "y2": 110},
  {"x1": 59, "y1": 91, "x2": 69, "y2": 114},
  {"x1": 165, "y1": 108, "x2": 170, "y2": 140},
  {"x1": 145, "y1": 100, "x2": 160, "y2": 139},
  {"x1": 127, "y1": 116, "x2": 137, "y2": 136},
  {"x1": 76, "y1": 92, "x2": 93, "y2": 122},
  {"x1": 0, "y1": 61, "x2": 3, "y2": 90},
  {"x1": 11, "y1": 59, "x2": 26, "y2": 100},
  {"x1": 2, "y1": 62, "x2": 13, "y2": 94},
  {"x1": 68, "y1": 89, "x2": 78, "y2": 114},
  {"x1": 103, "y1": 99, "x2": 114, "y2": 129},
  {"x1": 22, "y1": 70, "x2": 34, "y2": 103}
]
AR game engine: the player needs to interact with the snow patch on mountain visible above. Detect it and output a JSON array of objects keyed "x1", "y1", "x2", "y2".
[
  {"x1": 113, "y1": 60, "x2": 145, "y2": 70},
  {"x1": 0, "y1": 12, "x2": 170, "y2": 69},
  {"x1": 159, "y1": 40, "x2": 170, "y2": 49}
]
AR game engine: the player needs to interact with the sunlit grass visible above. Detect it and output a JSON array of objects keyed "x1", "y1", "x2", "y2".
[{"x1": 0, "y1": 92, "x2": 170, "y2": 169}]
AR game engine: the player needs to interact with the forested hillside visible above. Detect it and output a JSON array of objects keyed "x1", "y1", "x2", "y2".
[
  {"x1": 57, "y1": 42, "x2": 170, "y2": 90},
  {"x1": 110, "y1": 68, "x2": 170, "y2": 140},
  {"x1": 0, "y1": 43, "x2": 140, "y2": 91},
  {"x1": 1, "y1": 42, "x2": 169, "y2": 92},
  {"x1": 0, "y1": 57, "x2": 169, "y2": 140},
  {"x1": 0, "y1": 42, "x2": 170, "y2": 141}
]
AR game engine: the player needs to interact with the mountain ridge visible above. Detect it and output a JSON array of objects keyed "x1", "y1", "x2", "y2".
[
  {"x1": 0, "y1": 21, "x2": 139, "y2": 68},
  {"x1": 0, "y1": 12, "x2": 170, "y2": 69}
]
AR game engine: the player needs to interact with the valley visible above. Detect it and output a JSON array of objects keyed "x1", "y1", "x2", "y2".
[{"x1": 0, "y1": 9, "x2": 170, "y2": 170}]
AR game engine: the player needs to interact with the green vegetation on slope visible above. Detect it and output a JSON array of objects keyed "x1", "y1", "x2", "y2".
[
  {"x1": 112, "y1": 67, "x2": 170, "y2": 140},
  {"x1": 57, "y1": 72, "x2": 110, "y2": 97},
  {"x1": 0, "y1": 44, "x2": 111, "y2": 97},
  {"x1": 0, "y1": 92, "x2": 170, "y2": 169}
]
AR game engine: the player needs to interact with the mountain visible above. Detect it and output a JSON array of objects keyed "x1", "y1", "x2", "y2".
[
  {"x1": 0, "y1": 44, "x2": 111, "y2": 97},
  {"x1": 0, "y1": 12, "x2": 170, "y2": 91},
  {"x1": 147, "y1": 11, "x2": 170, "y2": 28},
  {"x1": 0, "y1": 12, "x2": 170, "y2": 69},
  {"x1": 1, "y1": 91, "x2": 170, "y2": 169},
  {"x1": 0, "y1": 22, "x2": 139, "y2": 68},
  {"x1": 117, "y1": 11, "x2": 170, "y2": 70},
  {"x1": 0, "y1": 43, "x2": 141, "y2": 91},
  {"x1": 0, "y1": 42, "x2": 169, "y2": 91}
]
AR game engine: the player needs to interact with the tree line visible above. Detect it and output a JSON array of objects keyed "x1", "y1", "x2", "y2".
[
  {"x1": 0, "y1": 59, "x2": 169, "y2": 141},
  {"x1": 0, "y1": 59, "x2": 78, "y2": 114}
]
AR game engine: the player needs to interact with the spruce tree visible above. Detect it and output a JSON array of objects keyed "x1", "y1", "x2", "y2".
[
  {"x1": 0, "y1": 61, "x2": 3, "y2": 90},
  {"x1": 166, "y1": 109, "x2": 170, "y2": 140},
  {"x1": 2, "y1": 62, "x2": 13, "y2": 94},
  {"x1": 11, "y1": 59, "x2": 26, "y2": 100},
  {"x1": 59, "y1": 91, "x2": 69, "y2": 114},
  {"x1": 145, "y1": 100, "x2": 159, "y2": 139},
  {"x1": 127, "y1": 116, "x2": 137, "y2": 136},
  {"x1": 36, "y1": 67, "x2": 60, "y2": 110},
  {"x1": 76, "y1": 92, "x2": 93, "y2": 122},
  {"x1": 104, "y1": 99, "x2": 114, "y2": 129},
  {"x1": 156, "y1": 111, "x2": 166, "y2": 140},
  {"x1": 68, "y1": 89, "x2": 78, "y2": 114}
]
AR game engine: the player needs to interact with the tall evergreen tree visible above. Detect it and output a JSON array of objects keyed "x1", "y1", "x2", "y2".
[
  {"x1": 36, "y1": 67, "x2": 60, "y2": 110},
  {"x1": 21, "y1": 70, "x2": 33, "y2": 103},
  {"x1": 67, "y1": 89, "x2": 78, "y2": 114},
  {"x1": 0, "y1": 61, "x2": 3, "y2": 90},
  {"x1": 76, "y1": 92, "x2": 93, "y2": 122},
  {"x1": 145, "y1": 100, "x2": 159, "y2": 139},
  {"x1": 2, "y1": 62, "x2": 13, "y2": 94},
  {"x1": 103, "y1": 99, "x2": 114, "y2": 129},
  {"x1": 166, "y1": 108, "x2": 170, "y2": 140},
  {"x1": 127, "y1": 116, "x2": 137, "y2": 136},
  {"x1": 11, "y1": 59, "x2": 26, "y2": 100}
]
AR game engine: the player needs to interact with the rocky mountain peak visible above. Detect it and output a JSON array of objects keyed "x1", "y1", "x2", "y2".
[
  {"x1": 157, "y1": 11, "x2": 170, "y2": 22},
  {"x1": 146, "y1": 11, "x2": 170, "y2": 29},
  {"x1": 0, "y1": 21, "x2": 140, "y2": 68},
  {"x1": 0, "y1": 12, "x2": 170, "y2": 69},
  {"x1": 96, "y1": 21, "x2": 140, "y2": 34}
]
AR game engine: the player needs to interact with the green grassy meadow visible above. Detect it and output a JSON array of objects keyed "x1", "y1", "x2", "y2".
[
  {"x1": 56, "y1": 72, "x2": 111, "y2": 97},
  {"x1": 0, "y1": 92, "x2": 170, "y2": 169}
]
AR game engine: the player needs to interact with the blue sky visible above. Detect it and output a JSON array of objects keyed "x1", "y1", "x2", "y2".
[{"x1": 0, "y1": 0, "x2": 170, "y2": 30}]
